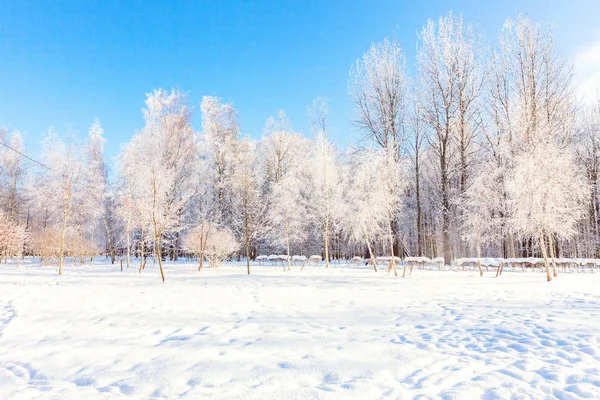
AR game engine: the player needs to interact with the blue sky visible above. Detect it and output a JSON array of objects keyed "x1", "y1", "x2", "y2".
[{"x1": 1, "y1": 0, "x2": 599, "y2": 168}]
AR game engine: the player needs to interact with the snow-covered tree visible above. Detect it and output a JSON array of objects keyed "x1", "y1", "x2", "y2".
[
  {"x1": 0, "y1": 130, "x2": 26, "y2": 220},
  {"x1": 497, "y1": 15, "x2": 574, "y2": 147},
  {"x1": 0, "y1": 210, "x2": 27, "y2": 262},
  {"x1": 118, "y1": 88, "x2": 198, "y2": 281},
  {"x1": 417, "y1": 12, "x2": 482, "y2": 264},
  {"x1": 307, "y1": 97, "x2": 343, "y2": 267},
  {"x1": 82, "y1": 119, "x2": 109, "y2": 258},
  {"x1": 350, "y1": 37, "x2": 408, "y2": 259},
  {"x1": 203, "y1": 227, "x2": 238, "y2": 268},
  {"x1": 482, "y1": 14, "x2": 578, "y2": 262},
  {"x1": 231, "y1": 138, "x2": 265, "y2": 274},
  {"x1": 266, "y1": 160, "x2": 311, "y2": 270},
  {"x1": 349, "y1": 37, "x2": 407, "y2": 159},
  {"x1": 460, "y1": 161, "x2": 504, "y2": 275},
  {"x1": 184, "y1": 221, "x2": 238, "y2": 269},
  {"x1": 507, "y1": 142, "x2": 589, "y2": 281},
  {"x1": 201, "y1": 96, "x2": 239, "y2": 226},
  {"x1": 30, "y1": 130, "x2": 87, "y2": 274},
  {"x1": 260, "y1": 113, "x2": 310, "y2": 269},
  {"x1": 260, "y1": 111, "x2": 305, "y2": 185},
  {"x1": 342, "y1": 149, "x2": 404, "y2": 274}
]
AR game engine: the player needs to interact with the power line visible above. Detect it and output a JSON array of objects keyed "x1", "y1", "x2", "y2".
[{"x1": 1, "y1": 141, "x2": 52, "y2": 170}]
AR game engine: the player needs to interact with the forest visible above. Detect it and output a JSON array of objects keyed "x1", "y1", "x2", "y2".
[{"x1": 1, "y1": 13, "x2": 600, "y2": 282}]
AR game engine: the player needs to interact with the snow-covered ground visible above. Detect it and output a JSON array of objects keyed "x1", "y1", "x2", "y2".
[{"x1": 1, "y1": 261, "x2": 599, "y2": 399}]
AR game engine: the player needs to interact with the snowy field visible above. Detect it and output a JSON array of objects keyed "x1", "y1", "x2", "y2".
[{"x1": 1, "y1": 261, "x2": 600, "y2": 399}]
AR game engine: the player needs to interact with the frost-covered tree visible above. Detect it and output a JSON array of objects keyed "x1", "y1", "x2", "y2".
[
  {"x1": 203, "y1": 228, "x2": 238, "y2": 268},
  {"x1": 260, "y1": 111, "x2": 304, "y2": 185},
  {"x1": 507, "y1": 142, "x2": 589, "y2": 281},
  {"x1": 0, "y1": 130, "x2": 26, "y2": 220},
  {"x1": 266, "y1": 160, "x2": 311, "y2": 270},
  {"x1": 349, "y1": 37, "x2": 407, "y2": 159},
  {"x1": 184, "y1": 222, "x2": 238, "y2": 269},
  {"x1": 0, "y1": 210, "x2": 27, "y2": 262},
  {"x1": 342, "y1": 149, "x2": 404, "y2": 274},
  {"x1": 118, "y1": 88, "x2": 197, "y2": 281},
  {"x1": 497, "y1": 15, "x2": 574, "y2": 147},
  {"x1": 260, "y1": 113, "x2": 310, "y2": 269},
  {"x1": 407, "y1": 98, "x2": 427, "y2": 256},
  {"x1": 350, "y1": 37, "x2": 408, "y2": 258},
  {"x1": 82, "y1": 119, "x2": 109, "y2": 259},
  {"x1": 116, "y1": 146, "x2": 149, "y2": 271},
  {"x1": 575, "y1": 96, "x2": 600, "y2": 257},
  {"x1": 231, "y1": 138, "x2": 265, "y2": 274},
  {"x1": 201, "y1": 96, "x2": 240, "y2": 226},
  {"x1": 307, "y1": 97, "x2": 343, "y2": 267},
  {"x1": 460, "y1": 161, "x2": 504, "y2": 276},
  {"x1": 417, "y1": 12, "x2": 482, "y2": 264},
  {"x1": 481, "y1": 14, "x2": 577, "y2": 261},
  {"x1": 30, "y1": 130, "x2": 87, "y2": 274},
  {"x1": 184, "y1": 220, "x2": 216, "y2": 271}
]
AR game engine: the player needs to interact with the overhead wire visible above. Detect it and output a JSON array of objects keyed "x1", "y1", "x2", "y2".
[{"x1": 0, "y1": 141, "x2": 52, "y2": 170}]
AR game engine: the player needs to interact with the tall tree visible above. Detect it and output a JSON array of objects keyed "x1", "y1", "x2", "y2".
[
  {"x1": 342, "y1": 149, "x2": 404, "y2": 273},
  {"x1": 118, "y1": 89, "x2": 197, "y2": 281},
  {"x1": 349, "y1": 37, "x2": 408, "y2": 257},
  {"x1": 201, "y1": 96, "x2": 239, "y2": 226},
  {"x1": 31, "y1": 130, "x2": 86, "y2": 274},
  {"x1": 0, "y1": 131, "x2": 26, "y2": 221},
  {"x1": 417, "y1": 12, "x2": 481, "y2": 264},
  {"x1": 307, "y1": 97, "x2": 342, "y2": 267},
  {"x1": 231, "y1": 138, "x2": 265, "y2": 274}
]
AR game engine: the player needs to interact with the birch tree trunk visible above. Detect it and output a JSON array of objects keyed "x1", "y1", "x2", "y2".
[
  {"x1": 390, "y1": 228, "x2": 398, "y2": 277},
  {"x1": 245, "y1": 204, "x2": 251, "y2": 275},
  {"x1": 198, "y1": 252, "x2": 204, "y2": 271},
  {"x1": 539, "y1": 228, "x2": 552, "y2": 282},
  {"x1": 139, "y1": 223, "x2": 145, "y2": 273},
  {"x1": 152, "y1": 176, "x2": 165, "y2": 282},
  {"x1": 365, "y1": 235, "x2": 378, "y2": 272},
  {"x1": 548, "y1": 233, "x2": 558, "y2": 277},
  {"x1": 58, "y1": 199, "x2": 69, "y2": 275},
  {"x1": 154, "y1": 232, "x2": 165, "y2": 282},
  {"x1": 126, "y1": 219, "x2": 131, "y2": 269},
  {"x1": 324, "y1": 213, "x2": 330, "y2": 268},
  {"x1": 285, "y1": 215, "x2": 291, "y2": 271},
  {"x1": 477, "y1": 228, "x2": 483, "y2": 277}
]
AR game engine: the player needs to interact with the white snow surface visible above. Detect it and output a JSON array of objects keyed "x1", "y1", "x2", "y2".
[{"x1": 1, "y1": 261, "x2": 600, "y2": 399}]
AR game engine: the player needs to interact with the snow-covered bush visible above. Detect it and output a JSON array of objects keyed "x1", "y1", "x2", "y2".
[
  {"x1": 0, "y1": 211, "x2": 27, "y2": 261},
  {"x1": 184, "y1": 222, "x2": 239, "y2": 269}
]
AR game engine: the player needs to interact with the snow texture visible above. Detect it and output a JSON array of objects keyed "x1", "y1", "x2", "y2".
[{"x1": 1, "y1": 261, "x2": 600, "y2": 399}]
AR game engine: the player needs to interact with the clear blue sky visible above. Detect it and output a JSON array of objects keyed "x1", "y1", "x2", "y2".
[{"x1": 1, "y1": 0, "x2": 599, "y2": 169}]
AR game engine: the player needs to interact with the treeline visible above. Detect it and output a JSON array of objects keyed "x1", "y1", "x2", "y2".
[{"x1": 1, "y1": 13, "x2": 599, "y2": 281}]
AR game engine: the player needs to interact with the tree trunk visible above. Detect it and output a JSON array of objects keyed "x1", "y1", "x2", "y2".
[
  {"x1": 441, "y1": 165, "x2": 452, "y2": 265},
  {"x1": 324, "y1": 214, "x2": 330, "y2": 268},
  {"x1": 151, "y1": 176, "x2": 165, "y2": 282},
  {"x1": 390, "y1": 224, "x2": 398, "y2": 277},
  {"x1": 284, "y1": 216, "x2": 291, "y2": 271},
  {"x1": 245, "y1": 205, "x2": 251, "y2": 275},
  {"x1": 198, "y1": 252, "x2": 204, "y2": 271},
  {"x1": 548, "y1": 233, "x2": 558, "y2": 277},
  {"x1": 154, "y1": 233, "x2": 165, "y2": 282},
  {"x1": 139, "y1": 224, "x2": 145, "y2": 273},
  {"x1": 365, "y1": 235, "x2": 377, "y2": 272},
  {"x1": 416, "y1": 156, "x2": 423, "y2": 257},
  {"x1": 104, "y1": 218, "x2": 115, "y2": 264},
  {"x1": 477, "y1": 228, "x2": 483, "y2": 277},
  {"x1": 126, "y1": 219, "x2": 131, "y2": 269},
  {"x1": 539, "y1": 228, "x2": 552, "y2": 282},
  {"x1": 58, "y1": 201, "x2": 69, "y2": 275}
]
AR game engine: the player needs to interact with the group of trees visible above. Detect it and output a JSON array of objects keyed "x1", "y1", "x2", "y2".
[{"x1": 1, "y1": 13, "x2": 599, "y2": 281}]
